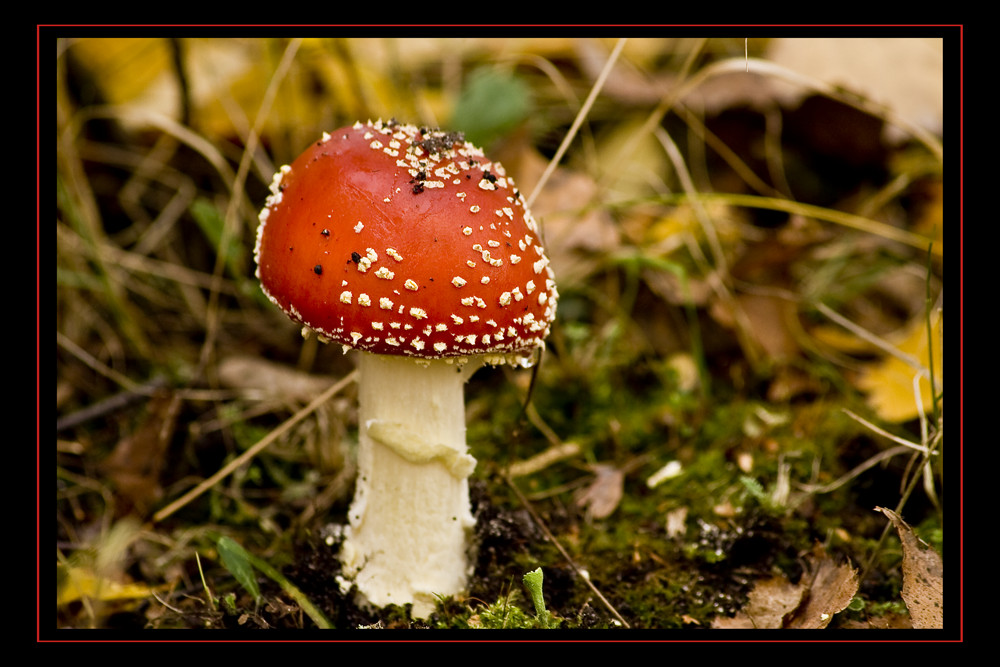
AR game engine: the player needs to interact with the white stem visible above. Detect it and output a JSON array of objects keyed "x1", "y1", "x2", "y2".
[{"x1": 339, "y1": 353, "x2": 481, "y2": 617}]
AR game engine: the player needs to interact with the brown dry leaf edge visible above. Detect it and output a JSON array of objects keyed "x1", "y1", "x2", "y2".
[
  {"x1": 713, "y1": 544, "x2": 859, "y2": 629},
  {"x1": 877, "y1": 507, "x2": 944, "y2": 629}
]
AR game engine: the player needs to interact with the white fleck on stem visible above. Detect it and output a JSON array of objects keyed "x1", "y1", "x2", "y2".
[{"x1": 339, "y1": 353, "x2": 482, "y2": 617}]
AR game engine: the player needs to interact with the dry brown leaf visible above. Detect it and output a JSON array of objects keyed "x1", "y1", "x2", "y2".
[
  {"x1": 735, "y1": 292, "x2": 801, "y2": 363},
  {"x1": 575, "y1": 464, "x2": 625, "y2": 520},
  {"x1": 787, "y1": 547, "x2": 860, "y2": 629},
  {"x1": 712, "y1": 575, "x2": 804, "y2": 629},
  {"x1": 713, "y1": 545, "x2": 858, "y2": 629},
  {"x1": 99, "y1": 391, "x2": 179, "y2": 514},
  {"x1": 877, "y1": 507, "x2": 944, "y2": 629}
]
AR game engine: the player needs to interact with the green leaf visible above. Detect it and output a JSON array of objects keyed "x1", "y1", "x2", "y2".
[
  {"x1": 214, "y1": 536, "x2": 333, "y2": 629},
  {"x1": 450, "y1": 68, "x2": 532, "y2": 148},
  {"x1": 216, "y1": 536, "x2": 260, "y2": 600}
]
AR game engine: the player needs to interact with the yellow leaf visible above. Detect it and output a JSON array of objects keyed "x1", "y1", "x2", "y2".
[
  {"x1": 68, "y1": 38, "x2": 173, "y2": 107},
  {"x1": 57, "y1": 565, "x2": 152, "y2": 606},
  {"x1": 857, "y1": 315, "x2": 942, "y2": 422}
]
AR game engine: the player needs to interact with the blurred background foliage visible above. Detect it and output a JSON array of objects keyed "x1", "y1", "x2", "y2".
[{"x1": 54, "y1": 34, "x2": 948, "y2": 631}]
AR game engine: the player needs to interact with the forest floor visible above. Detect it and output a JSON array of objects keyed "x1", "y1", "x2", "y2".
[{"x1": 54, "y1": 34, "x2": 951, "y2": 637}]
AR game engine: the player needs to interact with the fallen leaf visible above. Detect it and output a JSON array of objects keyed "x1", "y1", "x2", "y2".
[
  {"x1": 57, "y1": 565, "x2": 153, "y2": 606},
  {"x1": 713, "y1": 545, "x2": 858, "y2": 629},
  {"x1": 735, "y1": 292, "x2": 802, "y2": 363},
  {"x1": 877, "y1": 507, "x2": 944, "y2": 629},
  {"x1": 787, "y1": 547, "x2": 860, "y2": 629},
  {"x1": 57, "y1": 518, "x2": 153, "y2": 606},
  {"x1": 99, "y1": 391, "x2": 178, "y2": 515},
  {"x1": 857, "y1": 315, "x2": 942, "y2": 423},
  {"x1": 575, "y1": 464, "x2": 625, "y2": 520},
  {"x1": 712, "y1": 575, "x2": 804, "y2": 629}
]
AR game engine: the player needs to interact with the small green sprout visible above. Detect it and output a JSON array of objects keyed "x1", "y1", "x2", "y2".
[{"x1": 522, "y1": 567, "x2": 558, "y2": 628}]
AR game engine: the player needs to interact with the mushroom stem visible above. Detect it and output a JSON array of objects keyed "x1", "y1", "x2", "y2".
[{"x1": 340, "y1": 353, "x2": 481, "y2": 617}]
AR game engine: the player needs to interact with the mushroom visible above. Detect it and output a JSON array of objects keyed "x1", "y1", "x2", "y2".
[{"x1": 254, "y1": 120, "x2": 558, "y2": 617}]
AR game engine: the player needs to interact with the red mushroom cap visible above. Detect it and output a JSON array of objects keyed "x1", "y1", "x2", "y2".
[{"x1": 255, "y1": 120, "x2": 558, "y2": 360}]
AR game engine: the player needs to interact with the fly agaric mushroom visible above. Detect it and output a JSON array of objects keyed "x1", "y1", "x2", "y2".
[{"x1": 254, "y1": 119, "x2": 558, "y2": 617}]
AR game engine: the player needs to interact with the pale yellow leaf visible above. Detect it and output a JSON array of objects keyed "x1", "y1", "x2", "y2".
[
  {"x1": 57, "y1": 565, "x2": 152, "y2": 606},
  {"x1": 857, "y1": 315, "x2": 942, "y2": 423}
]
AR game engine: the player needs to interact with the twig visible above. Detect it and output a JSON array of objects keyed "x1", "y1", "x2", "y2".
[
  {"x1": 56, "y1": 330, "x2": 143, "y2": 393},
  {"x1": 526, "y1": 37, "x2": 626, "y2": 210},
  {"x1": 507, "y1": 442, "x2": 581, "y2": 479},
  {"x1": 841, "y1": 408, "x2": 937, "y2": 456},
  {"x1": 796, "y1": 444, "x2": 912, "y2": 495},
  {"x1": 815, "y1": 301, "x2": 930, "y2": 379},
  {"x1": 151, "y1": 370, "x2": 357, "y2": 523},
  {"x1": 56, "y1": 375, "x2": 168, "y2": 432},
  {"x1": 503, "y1": 473, "x2": 631, "y2": 628}
]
